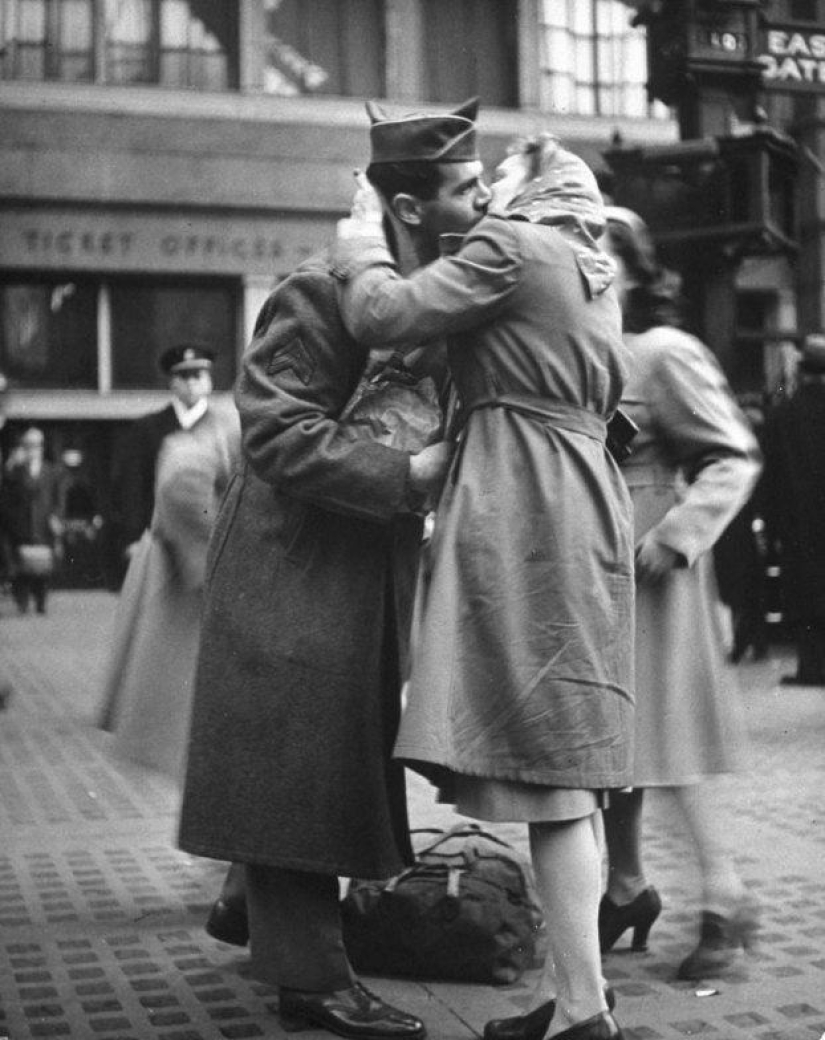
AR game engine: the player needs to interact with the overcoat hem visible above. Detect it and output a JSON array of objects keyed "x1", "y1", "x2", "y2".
[
  {"x1": 395, "y1": 752, "x2": 634, "y2": 790},
  {"x1": 177, "y1": 839, "x2": 412, "y2": 882}
]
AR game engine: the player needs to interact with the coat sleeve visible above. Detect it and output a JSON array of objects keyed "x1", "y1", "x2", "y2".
[
  {"x1": 645, "y1": 330, "x2": 762, "y2": 565},
  {"x1": 332, "y1": 217, "x2": 522, "y2": 347},
  {"x1": 237, "y1": 268, "x2": 414, "y2": 523}
]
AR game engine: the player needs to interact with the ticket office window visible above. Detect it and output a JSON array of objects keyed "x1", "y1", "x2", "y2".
[
  {"x1": 0, "y1": 0, "x2": 238, "y2": 88},
  {"x1": 0, "y1": 278, "x2": 98, "y2": 388},
  {"x1": 109, "y1": 278, "x2": 237, "y2": 390},
  {"x1": 0, "y1": 275, "x2": 238, "y2": 392}
]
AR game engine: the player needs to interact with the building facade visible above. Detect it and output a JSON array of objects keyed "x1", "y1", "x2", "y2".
[{"x1": 7, "y1": 0, "x2": 822, "y2": 583}]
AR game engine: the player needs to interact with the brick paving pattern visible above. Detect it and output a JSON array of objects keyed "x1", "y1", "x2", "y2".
[{"x1": 0, "y1": 592, "x2": 823, "y2": 1039}]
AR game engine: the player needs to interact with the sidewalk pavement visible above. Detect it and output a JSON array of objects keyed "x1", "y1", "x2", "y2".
[{"x1": 1, "y1": 591, "x2": 823, "y2": 1040}]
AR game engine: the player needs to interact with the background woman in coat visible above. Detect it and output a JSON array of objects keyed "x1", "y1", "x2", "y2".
[
  {"x1": 336, "y1": 135, "x2": 634, "y2": 1040},
  {"x1": 598, "y1": 208, "x2": 762, "y2": 980}
]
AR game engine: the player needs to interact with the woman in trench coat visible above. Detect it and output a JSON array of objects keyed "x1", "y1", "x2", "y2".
[
  {"x1": 335, "y1": 137, "x2": 634, "y2": 1040},
  {"x1": 597, "y1": 209, "x2": 762, "y2": 980}
]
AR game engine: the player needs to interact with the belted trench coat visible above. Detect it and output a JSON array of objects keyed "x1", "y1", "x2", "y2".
[
  {"x1": 620, "y1": 326, "x2": 761, "y2": 784},
  {"x1": 334, "y1": 215, "x2": 636, "y2": 790},
  {"x1": 178, "y1": 254, "x2": 426, "y2": 880}
]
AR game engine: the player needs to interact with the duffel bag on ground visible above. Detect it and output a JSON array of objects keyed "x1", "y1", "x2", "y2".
[{"x1": 341, "y1": 823, "x2": 543, "y2": 985}]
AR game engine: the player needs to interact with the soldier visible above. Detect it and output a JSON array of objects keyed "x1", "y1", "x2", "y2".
[{"x1": 178, "y1": 101, "x2": 486, "y2": 1039}]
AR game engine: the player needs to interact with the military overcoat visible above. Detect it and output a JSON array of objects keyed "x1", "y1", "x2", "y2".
[{"x1": 178, "y1": 254, "x2": 424, "y2": 880}]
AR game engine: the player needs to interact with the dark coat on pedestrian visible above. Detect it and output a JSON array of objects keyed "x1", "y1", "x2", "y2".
[
  {"x1": 178, "y1": 254, "x2": 424, "y2": 880},
  {"x1": 762, "y1": 376, "x2": 825, "y2": 625},
  {"x1": 111, "y1": 404, "x2": 184, "y2": 547},
  {"x1": 0, "y1": 460, "x2": 64, "y2": 546}
]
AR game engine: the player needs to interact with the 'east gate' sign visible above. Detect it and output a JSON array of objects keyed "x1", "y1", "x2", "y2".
[{"x1": 759, "y1": 24, "x2": 825, "y2": 92}]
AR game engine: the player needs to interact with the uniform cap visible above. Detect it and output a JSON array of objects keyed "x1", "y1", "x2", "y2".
[
  {"x1": 367, "y1": 97, "x2": 480, "y2": 165},
  {"x1": 159, "y1": 345, "x2": 215, "y2": 375}
]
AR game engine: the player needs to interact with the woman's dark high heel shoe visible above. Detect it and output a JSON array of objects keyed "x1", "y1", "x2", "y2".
[
  {"x1": 599, "y1": 886, "x2": 661, "y2": 952},
  {"x1": 550, "y1": 1012, "x2": 623, "y2": 1040},
  {"x1": 483, "y1": 988, "x2": 616, "y2": 1040},
  {"x1": 677, "y1": 900, "x2": 760, "y2": 980}
]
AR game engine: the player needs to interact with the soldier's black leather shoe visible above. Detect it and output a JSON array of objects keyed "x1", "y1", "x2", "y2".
[
  {"x1": 205, "y1": 897, "x2": 249, "y2": 947},
  {"x1": 279, "y1": 982, "x2": 426, "y2": 1039}
]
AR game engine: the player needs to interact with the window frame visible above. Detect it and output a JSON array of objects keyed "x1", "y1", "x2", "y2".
[
  {"x1": 0, "y1": 0, "x2": 239, "y2": 88},
  {"x1": 0, "y1": 272, "x2": 240, "y2": 395}
]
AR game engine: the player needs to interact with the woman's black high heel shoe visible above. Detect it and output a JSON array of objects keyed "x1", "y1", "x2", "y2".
[
  {"x1": 551, "y1": 1012, "x2": 623, "y2": 1040},
  {"x1": 599, "y1": 886, "x2": 662, "y2": 952},
  {"x1": 483, "y1": 989, "x2": 616, "y2": 1040}
]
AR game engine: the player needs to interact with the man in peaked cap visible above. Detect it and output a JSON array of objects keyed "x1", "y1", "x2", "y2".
[
  {"x1": 178, "y1": 100, "x2": 483, "y2": 1040},
  {"x1": 109, "y1": 344, "x2": 215, "y2": 584}
]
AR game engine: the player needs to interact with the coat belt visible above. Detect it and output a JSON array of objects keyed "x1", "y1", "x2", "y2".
[{"x1": 464, "y1": 393, "x2": 607, "y2": 444}]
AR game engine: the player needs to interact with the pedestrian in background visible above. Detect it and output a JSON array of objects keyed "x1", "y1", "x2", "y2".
[
  {"x1": 109, "y1": 344, "x2": 215, "y2": 586},
  {"x1": 713, "y1": 394, "x2": 770, "y2": 664},
  {"x1": 598, "y1": 208, "x2": 762, "y2": 980},
  {"x1": 99, "y1": 399, "x2": 239, "y2": 779},
  {"x1": 0, "y1": 426, "x2": 64, "y2": 615},
  {"x1": 761, "y1": 335, "x2": 825, "y2": 685},
  {"x1": 335, "y1": 130, "x2": 634, "y2": 1040}
]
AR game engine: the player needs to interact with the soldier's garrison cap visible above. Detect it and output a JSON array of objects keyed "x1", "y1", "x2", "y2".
[{"x1": 367, "y1": 97, "x2": 480, "y2": 164}]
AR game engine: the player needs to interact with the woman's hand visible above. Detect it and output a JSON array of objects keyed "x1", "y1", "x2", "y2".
[
  {"x1": 635, "y1": 535, "x2": 683, "y2": 584},
  {"x1": 337, "y1": 170, "x2": 384, "y2": 240}
]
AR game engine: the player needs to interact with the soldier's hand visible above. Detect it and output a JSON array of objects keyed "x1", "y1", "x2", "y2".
[
  {"x1": 635, "y1": 535, "x2": 683, "y2": 584},
  {"x1": 408, "y1": 442, "x2": 455, "y2": 507}
]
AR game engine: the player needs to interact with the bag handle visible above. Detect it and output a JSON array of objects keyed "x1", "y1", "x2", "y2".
[{"x1": 416, "y1": 823, "x2": 515, "y2": 857}]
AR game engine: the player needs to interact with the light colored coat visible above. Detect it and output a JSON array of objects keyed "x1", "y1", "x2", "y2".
[
  {"x1": 335, "y1": 214, "x2": 636, "y2": 789},
  {"x1": 620, "y1": 326, "x2": 761, "y2": 785},
  {"x1": 99, "y1": 406, "x2": 239, "y2": 780}
]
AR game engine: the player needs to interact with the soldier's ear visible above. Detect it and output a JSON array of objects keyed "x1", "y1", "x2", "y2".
[
  {"x1": 390, "y1": 193, "x2": 423, "y2": 228},
  {"x1": 453, "y1": 97, "x2": 479, "y2": 121},
  {"x1": 365, "y1": 100, "x2": 388, "y2": 124}
]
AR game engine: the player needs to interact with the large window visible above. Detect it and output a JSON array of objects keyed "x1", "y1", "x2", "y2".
[
  {"x1": 109, "y1": 278, "x2": 237, "y2": 390},
  {"x1": 0, "y1": 0, "x2": 238, "y2": 88},
  {"x1": 0, "y1": 278, "x2": 97, "y2": 388},
  {"x1": 0, "y1": 0, "x2": 94, "y2": 80},
  {"x1": 264, "y1": 0, "x2": 384, "y2": 98},
  {"x1": 540, "y1": 0, "x2": 668, "y2": 118},
  {"x1": 421, "y1": 0, "x2": 518, "y2": 108},
  {"x1": 0, "y1": 275, "x2": 238, "y2": 392}
]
